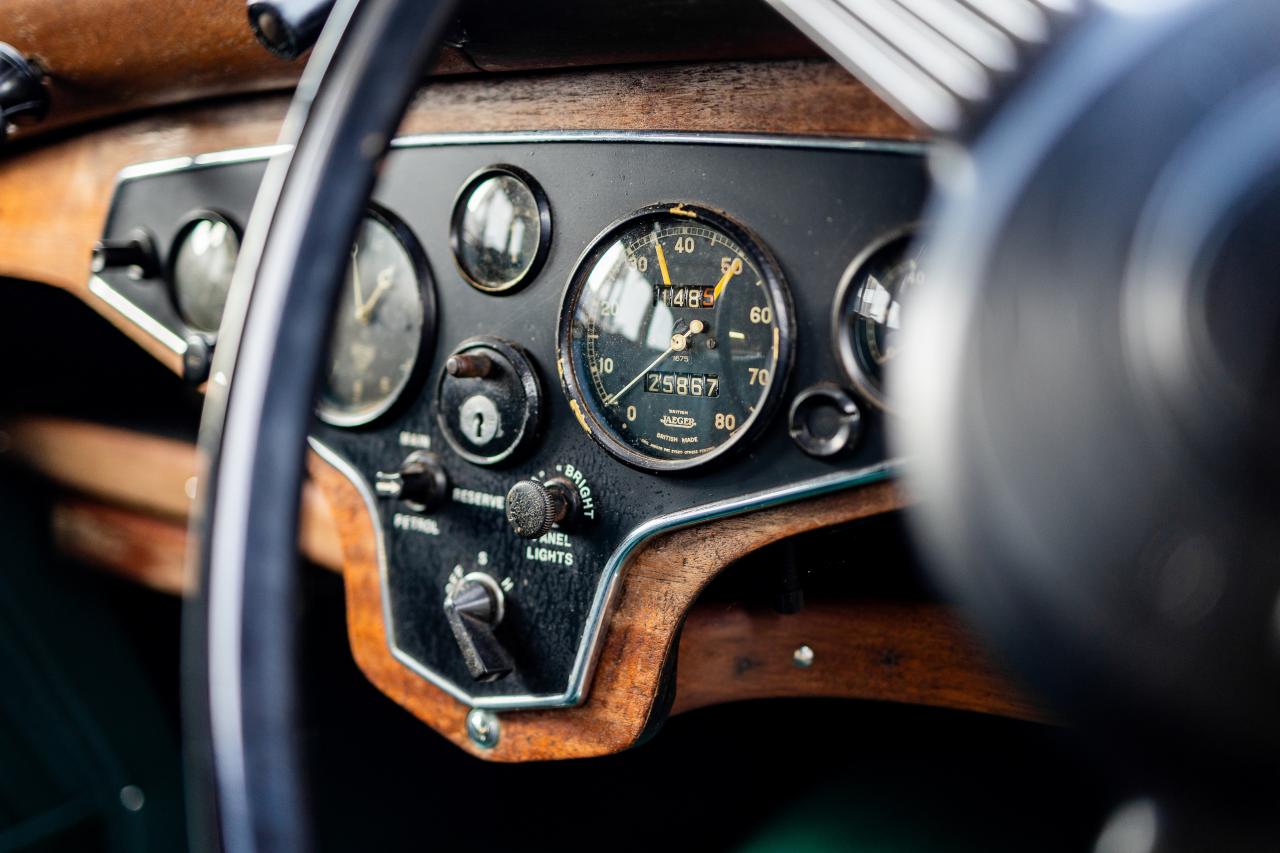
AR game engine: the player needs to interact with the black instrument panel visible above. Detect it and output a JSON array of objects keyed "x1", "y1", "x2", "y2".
[{"x1": 94, "y1": 134, "x2": 928, "y2": 708}]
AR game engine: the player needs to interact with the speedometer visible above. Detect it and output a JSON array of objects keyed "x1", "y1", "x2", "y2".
[{"x1": 557, "y1": 203, "x2": 794, "y2": 472}]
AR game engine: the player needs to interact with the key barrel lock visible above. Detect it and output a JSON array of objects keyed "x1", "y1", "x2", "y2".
[{"x1": 436, "y1": 337, "x2": 543, "y2": 466}]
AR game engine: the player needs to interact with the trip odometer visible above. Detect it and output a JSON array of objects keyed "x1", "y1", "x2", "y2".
[{"x1": 558, "y1": 203, "x2": 794, "y2": 472}]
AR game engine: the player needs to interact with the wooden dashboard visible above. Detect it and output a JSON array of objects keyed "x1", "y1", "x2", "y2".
[{"x1": 0, "y1": 3, "x2": 1039, "y2": 761}]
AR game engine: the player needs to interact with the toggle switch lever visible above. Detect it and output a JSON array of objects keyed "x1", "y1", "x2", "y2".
[
  {"x1": 374, "y1": 451, "x2": 449, "y2": 512},
  {"x1": 91, "y1": 229, "x2": 160, "y2": 280},
  {"x1": 444, "y1": 573, "x2": 513, "y2": 682}
]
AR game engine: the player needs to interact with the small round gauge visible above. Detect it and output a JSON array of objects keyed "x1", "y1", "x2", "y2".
[
  {"x1": 317, "y1": 207, "x2": 433, "y2": 427},
  {"x1": 833, "y1": 231, "x2": 922, "y2": 411},
  {"x1": 558, "y1": 203, "x2": 794, "y2": 472},
  {"x1": 170, "y1": 211, "x2": 241, "y2": 334},
  {"x1": 450, "y1": 165, "x2": 551, "y2": 294}
]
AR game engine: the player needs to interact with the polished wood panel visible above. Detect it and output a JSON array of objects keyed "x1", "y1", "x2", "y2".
[
  {"x1": 9, "y1": 416, "x2": 197, "y2": 519},
  {"x1": 52, "y1": 498, "x2": 191, "y2": 595},
  {"x1": 1, "y1": 0, "x2": 478, "y2": 139},
  {"x1": 316, "y1": 444, "x2": 1009, "y2": 760},
  {"x1": 0, "y1": 60, "x2": 917, "y2": 375},
  {"x1": 5, "y1": 0, "x2": 298, "y2": 137},
  {"x1": 4, "y1": 416, "x2": 343, "y2": 571},
  {"x1": 2, "y1": 0, "x2": 826, "y2": 140},
  {"x1": 673, "y1": 602, "x2": 1042, "y2": 721},
  {"x1": 396, "y1": 60, "x2": 918, "y2": 138}
]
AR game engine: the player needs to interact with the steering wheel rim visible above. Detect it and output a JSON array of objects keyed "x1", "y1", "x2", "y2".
[{"x1": 183, "y1": 1, "x2": 456, "y2": 850}]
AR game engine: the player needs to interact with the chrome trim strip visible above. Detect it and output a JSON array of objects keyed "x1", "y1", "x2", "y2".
[
  {"x1": 311, "y1": 436, "x2": 900, "y2": 710},
  {"x1": 88, "y1": 275, "x2": 189, "y2": 356},
  {"x1": 114, "y1": 132, "x2": 929, "y2": 186},
  {"x1": 116, "y1": 156, "x2": 194, "y2": 182},
  {"x1": 390, "y1": 129, "x2": 929, "y2": 156},
  {"x1": 193, "y1": 144, "x2": 292, "y2": 168}
]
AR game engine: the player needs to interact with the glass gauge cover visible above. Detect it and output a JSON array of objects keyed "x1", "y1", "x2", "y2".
[
  {"x1": 558, "y1": 203, "x2": 794, "y2": 472},
  {"x1": 451, "y1": 165, "x2": 551, "y2": 293},
  {"x1": 834, "y1": 232, "x2": 921, "y2": 411},
  {"x1": 317, "y1": 207, "x2": 432, "y2": 427},
  {"x1": 170, "y1": 212, "x2": 240, "y2": 334}
]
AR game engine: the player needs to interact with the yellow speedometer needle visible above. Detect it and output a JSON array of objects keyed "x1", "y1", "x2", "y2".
[
  {"x1": 654, "y1": 241, "x2": 672, "y2": 286},
  {"x1": 712, "y1": 264, "x2": 734, "y2": 302}
]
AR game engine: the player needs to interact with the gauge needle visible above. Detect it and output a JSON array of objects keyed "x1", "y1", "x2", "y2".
[
  {"x1": 604, "y1": 320, "x2": 705, "y2": 406},
  {"x1": 356, "y1": 267, "x2": 395, "y2": 324},
  {"x1": 711, "y1": 264, "x2": 735, "y2": 303},
  {"x1": 350, "y1": 247, "x2": 365, "y2": 315},
  {"x1": 654, "y1": 240, "x2": 672, "y2": 286}
]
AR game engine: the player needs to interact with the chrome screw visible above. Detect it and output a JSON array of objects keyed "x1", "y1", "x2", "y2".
[{"x1": 466, "y1": 708, "x2": 500, "y2": 749}]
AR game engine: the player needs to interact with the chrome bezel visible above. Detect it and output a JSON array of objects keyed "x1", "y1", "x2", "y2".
[
  {"x1": 832, "y1": 224, "x2": 921, "y2": 414},
  {"x1": 449, "y1": 164, "x2": 553, "y2": 295},
  {"x1": 557, "y1": 202, "x2": 796, "y2": 473},
  {"x1": 314, "y1": 203, "x2": 436, "y2": 429},
  {"x1": 167, "y1": 208, "x2": 243, "y2": 337}
]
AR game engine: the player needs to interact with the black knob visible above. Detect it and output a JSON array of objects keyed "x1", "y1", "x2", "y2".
[
  {"x1": 374, "y1": 451, "x2": 449, "y2": 511},
  {"x1": 0, "y1": 43, "x2": 49, "y2": 138},
  {"x1": 444, "y1": 574, "x2": 513, "y2": 682},
  {"x1": 247, "y1": 0, "x2": 336, "y2": 60},
  {"x1": 505, "y1": 477, "x2": 577, "y2": 539},
  {"x1": 182, "y1": 334, "x2": 213, "y2": 386},
  {"x1": 91, "y1": 229, "x2": 160, "y2": 280}
]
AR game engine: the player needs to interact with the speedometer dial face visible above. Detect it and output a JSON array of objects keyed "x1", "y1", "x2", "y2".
[
  {"x1": 559, "y1": 204, "x2": 793, "y2": 472},
  {"x1": 317, "y1": 208, "x2": 432, "y2": 427}
]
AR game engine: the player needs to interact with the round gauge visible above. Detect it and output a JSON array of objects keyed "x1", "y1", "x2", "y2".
[
  {"x1": 317, "y1": 207, "x2": 433, "y2": 427},
  {"x1": 558, "y1": 203, "x2": 794, "y2": 472},
  {"x1": 450, "y1": 165, "x2": 551, "y2": 294},
  {"x1": 833, "y1": 231, "x2": 921, "y2": 411},
  {"x1": 170, "y1": 211, "x2": 241, "y2": 334}
]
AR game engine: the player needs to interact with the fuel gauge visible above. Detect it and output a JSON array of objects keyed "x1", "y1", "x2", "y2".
[{"x1": 833, "y1": 231, "x2": 921, "y2": 411}]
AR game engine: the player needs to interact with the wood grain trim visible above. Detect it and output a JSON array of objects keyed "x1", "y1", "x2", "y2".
[
  {"x1": 9, "y1": 417, "x2": 197, "y2": 519},
  {"x1": 4, "y1": 416, "x2": 343, "y2": 572},
  {"x1": 673, "y1": 602, "x2": 1042, "y2": 722},
  {"x1": 52, "y1": 498, "x2": 191, "y2": 595},
  {"x1": 315, "y1": 446, "x2": 985, "y2": 760},
  {"x1": 1, "y1": 0, "x2": 477, "y2": 140},
  {"x1": 0, "y1": 60, "x2": 917, "y2": 375}
]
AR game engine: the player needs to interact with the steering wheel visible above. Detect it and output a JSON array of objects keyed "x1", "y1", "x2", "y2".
[
  {"x1": 185, "y1": 1, "x2": 1280, "y2": 851},
  {"x1": 184, "y1": 2, "x2": 456, "y2": 849}
]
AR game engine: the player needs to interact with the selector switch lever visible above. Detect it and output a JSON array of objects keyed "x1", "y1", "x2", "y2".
[
  {"x1": 444, "y1": 573, "x2": 513, "y2": 682},
  {"x1": 374, "y1": 450, "x2": 449, "y2": 512},
  {"x1": 505, "y1": 477, "x2": 579, "y2": 539}
]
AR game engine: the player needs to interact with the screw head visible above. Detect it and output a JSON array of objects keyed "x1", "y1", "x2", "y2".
[
  {"x1": 466, "y1": 708, "x2": 500, "y2": 749},
  {"x1": 793, "y1": 644, "x2": 815, "y2": 668}
]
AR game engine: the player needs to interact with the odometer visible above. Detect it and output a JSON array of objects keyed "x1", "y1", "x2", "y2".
[{"x1": 558, "y1": 204, "x2": 794, "y2": 472}]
